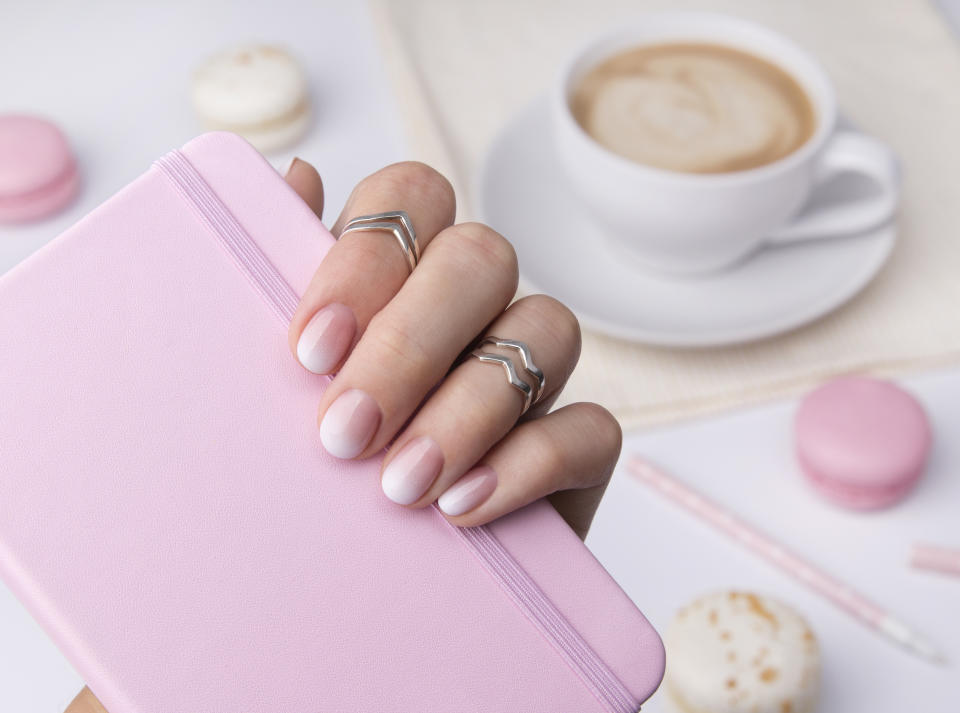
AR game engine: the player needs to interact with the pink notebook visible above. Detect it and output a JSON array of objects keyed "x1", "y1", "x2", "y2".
[{"x1": 0, "y1": 133, "x2": 664, "y2": 713}]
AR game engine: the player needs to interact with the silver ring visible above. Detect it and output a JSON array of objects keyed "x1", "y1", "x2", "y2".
[
  {"x1": 468, "y1": 337, "x2": 545, "y2": 416},
  {"x1": 340, "y1": 210, "x2": 420, "y2": 274},
  {"x1": 479, "y1": 337, "x2": 546, "y2": 404}
]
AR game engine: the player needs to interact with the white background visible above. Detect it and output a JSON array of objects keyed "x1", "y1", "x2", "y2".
[
  {"x1": 1, "y1": 1, "x2": 957, "y2": 711},
  {"x1": 0, "y1": 0, "x2": 404, "y2": 270},
  {"x1": 589, "y1": 367, "x2": 960, "y2": 712}
]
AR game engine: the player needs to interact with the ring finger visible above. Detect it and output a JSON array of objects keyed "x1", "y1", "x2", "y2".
[{"x1": 378, "y1": 294, "x2": 581, "y2": 508}]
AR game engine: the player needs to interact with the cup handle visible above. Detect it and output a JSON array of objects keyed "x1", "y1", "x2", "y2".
[{"x1": 768, "y1": 131, "x2": 899, "y2": 245}]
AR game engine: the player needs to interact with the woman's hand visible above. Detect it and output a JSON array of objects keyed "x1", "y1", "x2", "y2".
[
  {"x1": 65, "y1": 690, "x2": 106, "y2": 713},
  {"x1": 285, "y1": 159, "x2": 621, "y2": 536},
  {"x1": 64, "y1": 160, "x2": 622, "y2": 713}
]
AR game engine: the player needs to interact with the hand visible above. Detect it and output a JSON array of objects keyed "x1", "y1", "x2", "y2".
[
  {"x1": 285, "y1": 159, "x2": 621, "y2": 535},
  {"x1": 65, "y1": 689, "x2": 105, "y2": 713},
  {"x1": 64, "y1": 160, "x2": 622, "y2": 713}
]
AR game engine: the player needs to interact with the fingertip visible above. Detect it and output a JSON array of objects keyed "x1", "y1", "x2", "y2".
[
  {"x1": 294, "y1": 302, "x2": 356, "y2": 375},
  {"x1": 437, "y1": 466, "x2": 498, "y2": 517},
  {"x1": 65, "y1": 687, "x2": 108, "y2": 713},
  {"x1": 318, "y1": 388, "x2": 381, "y2": 459},
  {"x1": 284, "y1": 157, "x2": 324, "y2": 219},
  {"x1": 380, "y1": 436, "x2": 444, "y2": 506}
]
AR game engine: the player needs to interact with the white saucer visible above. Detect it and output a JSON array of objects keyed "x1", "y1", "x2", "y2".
[{"x1": 478, "y1": 98, "x2": 896, "y2": 347}]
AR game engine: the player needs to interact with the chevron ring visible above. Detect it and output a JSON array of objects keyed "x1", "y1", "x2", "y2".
[
  {"x1": 340, "y1": 210, "x2": 420, "y2": 274},
  {"x1": 468, "y1": 336, "x2": 546, "y2": 416}
]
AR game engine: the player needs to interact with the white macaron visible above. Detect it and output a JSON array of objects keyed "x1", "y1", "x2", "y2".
[
  {"x1": 192, "y1": 44, "x2": 310, "y2": 153},
  {"x1": 665, "y1": 591, "x2": 821, "y2": 713}
]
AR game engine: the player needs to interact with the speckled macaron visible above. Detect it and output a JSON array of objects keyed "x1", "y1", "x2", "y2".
[
  {"x1": 0, "y1": 114, "x2": 79, "y2": 223},
  {"x1": 795, "y1": 376, "x2": 931, "y2": 509},
  {"x1": 665, "y1": 591, "x2": 820, "y2": 713},
  {"x1": 192, "y1": 44, "x2": 310, "y2": 153}
]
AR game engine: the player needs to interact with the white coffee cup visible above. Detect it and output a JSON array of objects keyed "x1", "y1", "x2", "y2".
[{"x1": 552, "y1": 12, "x2": 899, "y2": 275}]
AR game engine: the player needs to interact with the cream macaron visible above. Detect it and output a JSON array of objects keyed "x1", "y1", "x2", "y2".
[
  {"x1": 665, "y1": 591, "x2": 820, "y2": 713},
  {"x1": 192, "y1": 45, "x2": 310, "y2": 153}
]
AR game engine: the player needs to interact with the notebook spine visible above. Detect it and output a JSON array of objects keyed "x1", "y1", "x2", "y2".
[{"x1": 153, "y1": 149, "x2": 640, "y2": 713}]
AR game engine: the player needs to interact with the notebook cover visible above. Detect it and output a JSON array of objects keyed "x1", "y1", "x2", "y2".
[{"x1": 0, "y1": 132, "x2": 664, "y2": 713}]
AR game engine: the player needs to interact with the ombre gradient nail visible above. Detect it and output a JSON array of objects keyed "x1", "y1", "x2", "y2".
[
  {"x1": 319, "y1": 389, "x2": 381, "y2": 459},
  {"x1": 296, "y1": 303, "x2": 356, "y2": 375},
  {"x1": 381, "y1": 436, "x2": 444, "y2": 505},
  {"x1": 437, "y1": 466, "x2": 498, "y2": 516}
]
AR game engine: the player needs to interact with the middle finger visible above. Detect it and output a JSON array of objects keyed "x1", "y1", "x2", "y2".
[
  {"x1": 316, "y1": 222, "x2": 519, "y2": 459},
  {"x1": 380, "y1": 294, "x2": 581, "y2": 508}
]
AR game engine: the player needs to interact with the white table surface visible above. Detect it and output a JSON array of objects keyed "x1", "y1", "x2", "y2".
[
  {"x1": 0, "y1": 0, "x2": 405, "y2": 274},
  {"x1": 589, "y1": 366, "x2": 960, "y2": 712},
  {"x1": 1, "y1": 2, "x2": 957, "y2": 711}
]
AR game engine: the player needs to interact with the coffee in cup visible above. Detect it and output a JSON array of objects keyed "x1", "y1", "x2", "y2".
[
  {"x1": 569, "y1": 43, "x2": 816, "y2": 174},
  {"x1": 553, "y1": 13, "x2": 900, "y2": 274}
]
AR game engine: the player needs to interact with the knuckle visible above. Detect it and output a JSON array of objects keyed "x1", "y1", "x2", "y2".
[
  {"x1": 385, "y1": 160, "x2": 449, "y2": 192},
  {"x1": 514, "y1": 294, "x2": 582, "y2": 358},
  {"x1": 526, "y1": 427, "x2": 567, "y2": 483},
  {"x1": 368, "y1": 161, "x2": 455, "y2": 220},
  {"x1": 365, "y1": 314, "x2": 433, "y2": 382},
  {"x1": 441, "y1": 222, "x2": 519, "y2": 289},
  {"x1": 576, "y1": 402, "x2": 623, "y2": 466}
]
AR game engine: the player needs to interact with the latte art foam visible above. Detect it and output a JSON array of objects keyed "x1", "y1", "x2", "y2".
[{"x1": 571, "y1": 43, "x2": 817, "y2": 173}]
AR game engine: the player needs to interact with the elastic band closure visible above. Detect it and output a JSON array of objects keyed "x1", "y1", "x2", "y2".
[
  {"x1": 154, "y1": 149, "x2": 638, "y2": 713},
  {"x1": 450, "y1": 518, "x2": 639, "y2": 713},
  {"x1": 154, "y1": 151, "x2": 300, "y2": 324}
]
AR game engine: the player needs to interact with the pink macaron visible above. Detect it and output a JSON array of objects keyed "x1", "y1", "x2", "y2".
[
  {"x1": 0, "y1": 114, "x2": 79, "y2": 223},
  {"x1": 794, "y1": 376, "x2": 932, "y2": 510}
]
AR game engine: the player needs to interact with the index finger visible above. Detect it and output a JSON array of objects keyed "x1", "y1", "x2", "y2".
[{"x1": 287, "y1": 161, "x2": 455, "y2": 375}]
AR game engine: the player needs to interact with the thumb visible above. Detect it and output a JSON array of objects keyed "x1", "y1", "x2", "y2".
[
  {"x1": 65, "y1": 687, "x2": 108, "y2": 713},
  {"x1": 284, "y1": 157, "x2": 324, "y2": 220}
]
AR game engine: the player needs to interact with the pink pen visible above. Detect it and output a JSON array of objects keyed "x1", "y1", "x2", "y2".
[
  {"x1": 911, "y1": 544, "x2": 960, "y2": 577},
  {"x1": 629, "y1": 457, "x2": 945, "y2": 664}
]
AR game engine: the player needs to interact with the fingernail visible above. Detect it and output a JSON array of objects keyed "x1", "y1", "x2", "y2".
[
  {"x1": 296, "y1": 303, "x2": 355, "y2": 374},
  {"x1": 437, "y1": 466, "x2": 498, "y2": 517},
  {"x1": 381, "y1": 437, "x2": 444, "y2": 505},
  {"x1": 284, "y1": 156, "x2": 303, "y2": 177},
  {"x1": 319, "y1": 389, "x2": 381, "y2": 459}
]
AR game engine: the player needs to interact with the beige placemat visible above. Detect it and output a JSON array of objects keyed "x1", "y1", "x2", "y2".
[{"x1": 369, "y1": 0, "x2": 960, "y2": 428}]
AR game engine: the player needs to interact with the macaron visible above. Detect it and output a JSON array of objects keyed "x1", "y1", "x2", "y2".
[
  {"x1": 192, "y1": 45, "x2": 311, "y2": 153},
  {"x1": 0, "y1": 115, "x2": 79, "y2": 223},
  {"x1": 794, "y1": 376, "x2": 931, "y2": 509},
  {"x1": 665, "y1": 591, "x2": 820, "y2": 713}
]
